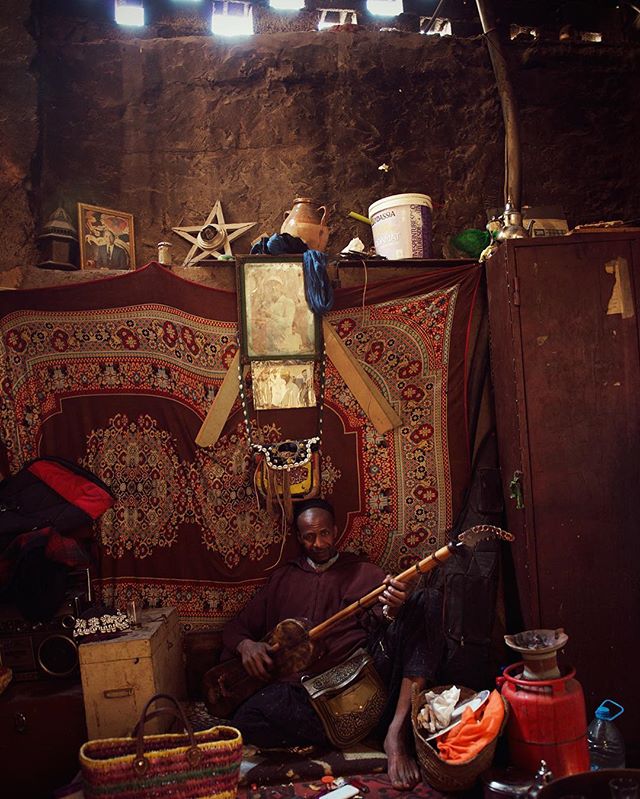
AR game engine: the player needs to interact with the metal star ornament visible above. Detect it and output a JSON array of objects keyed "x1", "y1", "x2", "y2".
[{"x1": 172, "y1": 201, "x2": 256, "y2": 266}]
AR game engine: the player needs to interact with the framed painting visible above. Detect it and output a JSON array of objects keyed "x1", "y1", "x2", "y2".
[
  {"x1": 77, "y1": 203, "x2": 136, "y2": 270},
  {"x1": 237, "y1": 256, "x2": 321, "y2": 361}
]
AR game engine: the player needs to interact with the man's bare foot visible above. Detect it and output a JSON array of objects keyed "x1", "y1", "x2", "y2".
[{"x1": 384, "y1": 725, "x2": 421, "y2": 790}]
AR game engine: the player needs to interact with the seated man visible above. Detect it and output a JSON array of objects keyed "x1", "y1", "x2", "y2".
[{"x1": 220, "y1": 498, "x2": 444, "y2": 790}]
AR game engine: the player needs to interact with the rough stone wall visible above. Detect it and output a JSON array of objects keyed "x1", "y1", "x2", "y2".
[
  {"x1": 0, "y1": 1, "x2": 38, "y2": 285},
  {"x1": 1, "y1": 8, "x2": 640, "y2": 282},
  {"x1": 35, "y1": 30, "x2": 505, "y2": 270}
]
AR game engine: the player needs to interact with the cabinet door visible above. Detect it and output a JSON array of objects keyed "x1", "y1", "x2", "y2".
[
  {"x1": 491, "y1": 234, "x2": 640, "y2": 761},
  {"x1": 0, "y1": 679, "x2": 86, "y2": 798}
]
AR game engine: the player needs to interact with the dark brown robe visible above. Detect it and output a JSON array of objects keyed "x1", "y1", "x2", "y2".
[{"x1": 222, "y1": 552, "x2": 385, "y2": 678}]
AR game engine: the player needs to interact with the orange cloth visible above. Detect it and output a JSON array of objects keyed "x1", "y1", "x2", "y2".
[{"x1": 436, "y1": 689, "x2": 505, "y2": 763}]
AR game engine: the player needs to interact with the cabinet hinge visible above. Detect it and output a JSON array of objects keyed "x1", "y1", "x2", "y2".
[{"x1": 512, "y1": 276, "x2": 521, "y2": 306}]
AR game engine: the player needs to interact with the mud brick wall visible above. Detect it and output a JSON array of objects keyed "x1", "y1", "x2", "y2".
[{"x1": 0, "y1": 1, "x2": 39, "y2": 284}]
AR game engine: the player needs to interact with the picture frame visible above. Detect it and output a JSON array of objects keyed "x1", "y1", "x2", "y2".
[
  {"x1": 77, "y1": 203, "x2": 136, "y2": 270},
  {"x1": 251, "y1": 360, "x2": 317, "y2": 410},
  {"x1": 237, "y1": 255, "x2": 321, "y2": 362}
]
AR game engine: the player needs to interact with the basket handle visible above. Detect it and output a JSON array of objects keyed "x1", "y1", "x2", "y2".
[
  {"x1": 132, "y1": 708, "x2": 187, "y2": 737},
  {"x1": 132, "y1": 693, "x2": 201, "y2": 774}
]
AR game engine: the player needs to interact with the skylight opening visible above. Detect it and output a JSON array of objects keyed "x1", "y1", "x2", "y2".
[
  {"x1": 270, "y1": 0, "x2": 305, "y2": 10},
  {"x1": 115, "y1": 0, "x2": 145, "y2": 27},
  {"x1": 580, "y1": 31, "x2": 603, "y2": 43},
  {"x1": 211, "y1": 0, "x2": 254, "y2": 36},
  {"x1": 510, "y1": 23, "x2": 538, "y2": 41},
  {"x1": 420, "y1": 16, "x2": 451, "y2": 35},
  {"x1": 366, "y1": 0, "x2": 402, "y2": 18},
  {"x1": 318, "y1": 8, "x2": 357, "y2": 29}
]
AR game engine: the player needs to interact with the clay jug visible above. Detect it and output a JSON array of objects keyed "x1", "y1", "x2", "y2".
[{"x1": 281, "y1": 198, "x2": 330, "y2": 251}]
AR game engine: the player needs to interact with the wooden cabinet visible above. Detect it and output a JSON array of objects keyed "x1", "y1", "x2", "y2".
[{"x1": 486, "y1": 233, "x2": 640, "y2": 764}]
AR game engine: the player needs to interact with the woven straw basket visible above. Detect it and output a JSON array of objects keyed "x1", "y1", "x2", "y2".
[
  {"x1": 80, "y1": 694, "x2": 243, "y2": 799},
  {"x1": 411, "y1": 684, "x2": 508, "y2": 793}
]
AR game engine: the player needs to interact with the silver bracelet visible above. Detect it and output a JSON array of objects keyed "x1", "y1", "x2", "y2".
[{"x1": 382, "y1": 604, "x2": 395, "y2": 622}]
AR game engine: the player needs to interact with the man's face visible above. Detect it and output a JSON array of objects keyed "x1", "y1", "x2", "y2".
[
  {"x1": 296, "y1": 508, "x2": 337, "y2": 564},
  {"x1": 266, "y1": 281, "x2": 280, "y2": 299}
]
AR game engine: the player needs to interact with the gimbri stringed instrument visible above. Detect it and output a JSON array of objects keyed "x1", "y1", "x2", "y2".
[{"x1": 203, "y1": 525, "x2": 515, "y2": 717}]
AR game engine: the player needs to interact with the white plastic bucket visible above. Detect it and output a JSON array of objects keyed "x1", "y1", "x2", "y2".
[{"x1": 368, "y1": 193, "x2": 433, "y2": 260}]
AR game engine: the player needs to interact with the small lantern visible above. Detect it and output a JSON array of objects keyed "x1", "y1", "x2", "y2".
[{"x1": 36, "y1": 207, "x2": 79, "y2": 270}]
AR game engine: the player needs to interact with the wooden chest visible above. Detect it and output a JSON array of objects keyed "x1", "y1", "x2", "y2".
[{"x1": 79, "y1": 607, "x2": 186, "y2": 739}]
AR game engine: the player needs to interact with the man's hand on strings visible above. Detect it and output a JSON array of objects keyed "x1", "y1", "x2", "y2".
[
  {"x1": 379, "y1": 575, "x2": 416, "y2": 620},
  {"x1": 237, "y1": 639, "x2": 275, "y2": 681}
]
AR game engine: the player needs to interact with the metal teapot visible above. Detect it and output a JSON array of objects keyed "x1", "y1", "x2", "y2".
[{"x1": 493, "y1": 200, "x2": 531, "y2": 241}]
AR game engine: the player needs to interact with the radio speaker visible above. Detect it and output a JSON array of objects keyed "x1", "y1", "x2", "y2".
[{"x1": 0, "y1": 595, "x2": 83, "y2": 680}]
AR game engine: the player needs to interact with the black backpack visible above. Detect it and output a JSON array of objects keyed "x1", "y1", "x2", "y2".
[{"x1": 0, "y1": 457, "x2": 114, "y2": 620}]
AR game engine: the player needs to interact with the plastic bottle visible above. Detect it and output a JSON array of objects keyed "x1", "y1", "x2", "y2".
[{"x1": 587, "y1": 699, "x2": 625, "y2": 770}]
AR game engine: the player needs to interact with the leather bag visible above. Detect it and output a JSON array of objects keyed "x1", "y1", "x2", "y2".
[
  {"x1": 254, "y1": 446, "x2": 320, "y2": 523},
  {"x1": 301, "y1": 648, "x2": 387, "y2": 749}
]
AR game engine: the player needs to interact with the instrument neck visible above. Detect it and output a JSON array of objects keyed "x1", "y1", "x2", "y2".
[{"x1": 308, "y1": 539, "x2": 461, "y2": 641}]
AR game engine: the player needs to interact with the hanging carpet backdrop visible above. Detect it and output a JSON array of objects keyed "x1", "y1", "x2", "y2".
[{"x1": 0, "y1": 262, "x2": 480, "y2": 630}]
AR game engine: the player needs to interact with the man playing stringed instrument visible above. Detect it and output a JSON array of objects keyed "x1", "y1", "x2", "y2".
[{"x1": 219, "y1": 498, "x2": 445, "y2": 790}]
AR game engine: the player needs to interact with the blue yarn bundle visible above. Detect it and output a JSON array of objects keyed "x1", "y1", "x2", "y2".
[
  {"x1": 250, "y1": 233, "x2": 333, "y2": 314},
  {"x1": 250, "y1": 233, "x2": 307, "y2": 255},
  {"x1": 302, "y1": 249, "x2": 333, "y2": 314}
]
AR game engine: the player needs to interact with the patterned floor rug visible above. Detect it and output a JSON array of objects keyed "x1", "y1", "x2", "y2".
[
  {"x1": 186, "y1": 700, "x2": 388, "y2": 786},
  {"x1": 240, "y1": 771, "x2": 481, "y2": 799},
  {"x1": 185, "y1": 703, "x2": 482, "y2": 798}
]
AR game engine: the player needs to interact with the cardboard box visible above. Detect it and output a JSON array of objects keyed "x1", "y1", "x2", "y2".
[
  {"x1": 79, "y1": 607, "x2": 185, "y2": 739},
  {"x1": 522, "y1": 205, "x2": 569, "y2": 237}
]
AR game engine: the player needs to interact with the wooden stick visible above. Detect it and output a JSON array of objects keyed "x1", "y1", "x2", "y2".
[
  {"x1": 195, "y1": 350, "x2": 240, "y2": 447},
  {"x1": 308, "y1": 542, "x2": 457, "y2": 641},
  {"x1": 323, "y1": 319, "x2": 402, "y2": 434}
]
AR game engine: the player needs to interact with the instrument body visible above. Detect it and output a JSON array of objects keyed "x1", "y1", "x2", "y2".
[{"x1": 204, "y1": 618, "x2": 316, "y2": 718}]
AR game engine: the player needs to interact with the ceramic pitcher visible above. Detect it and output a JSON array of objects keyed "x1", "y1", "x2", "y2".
[{"x1": 281, "y1": 197, "x2": 330, "y2": 251}]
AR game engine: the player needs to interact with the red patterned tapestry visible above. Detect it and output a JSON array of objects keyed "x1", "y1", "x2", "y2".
[{"x1": 0, "y1": 262, "x2": 480, "y2": 630}]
